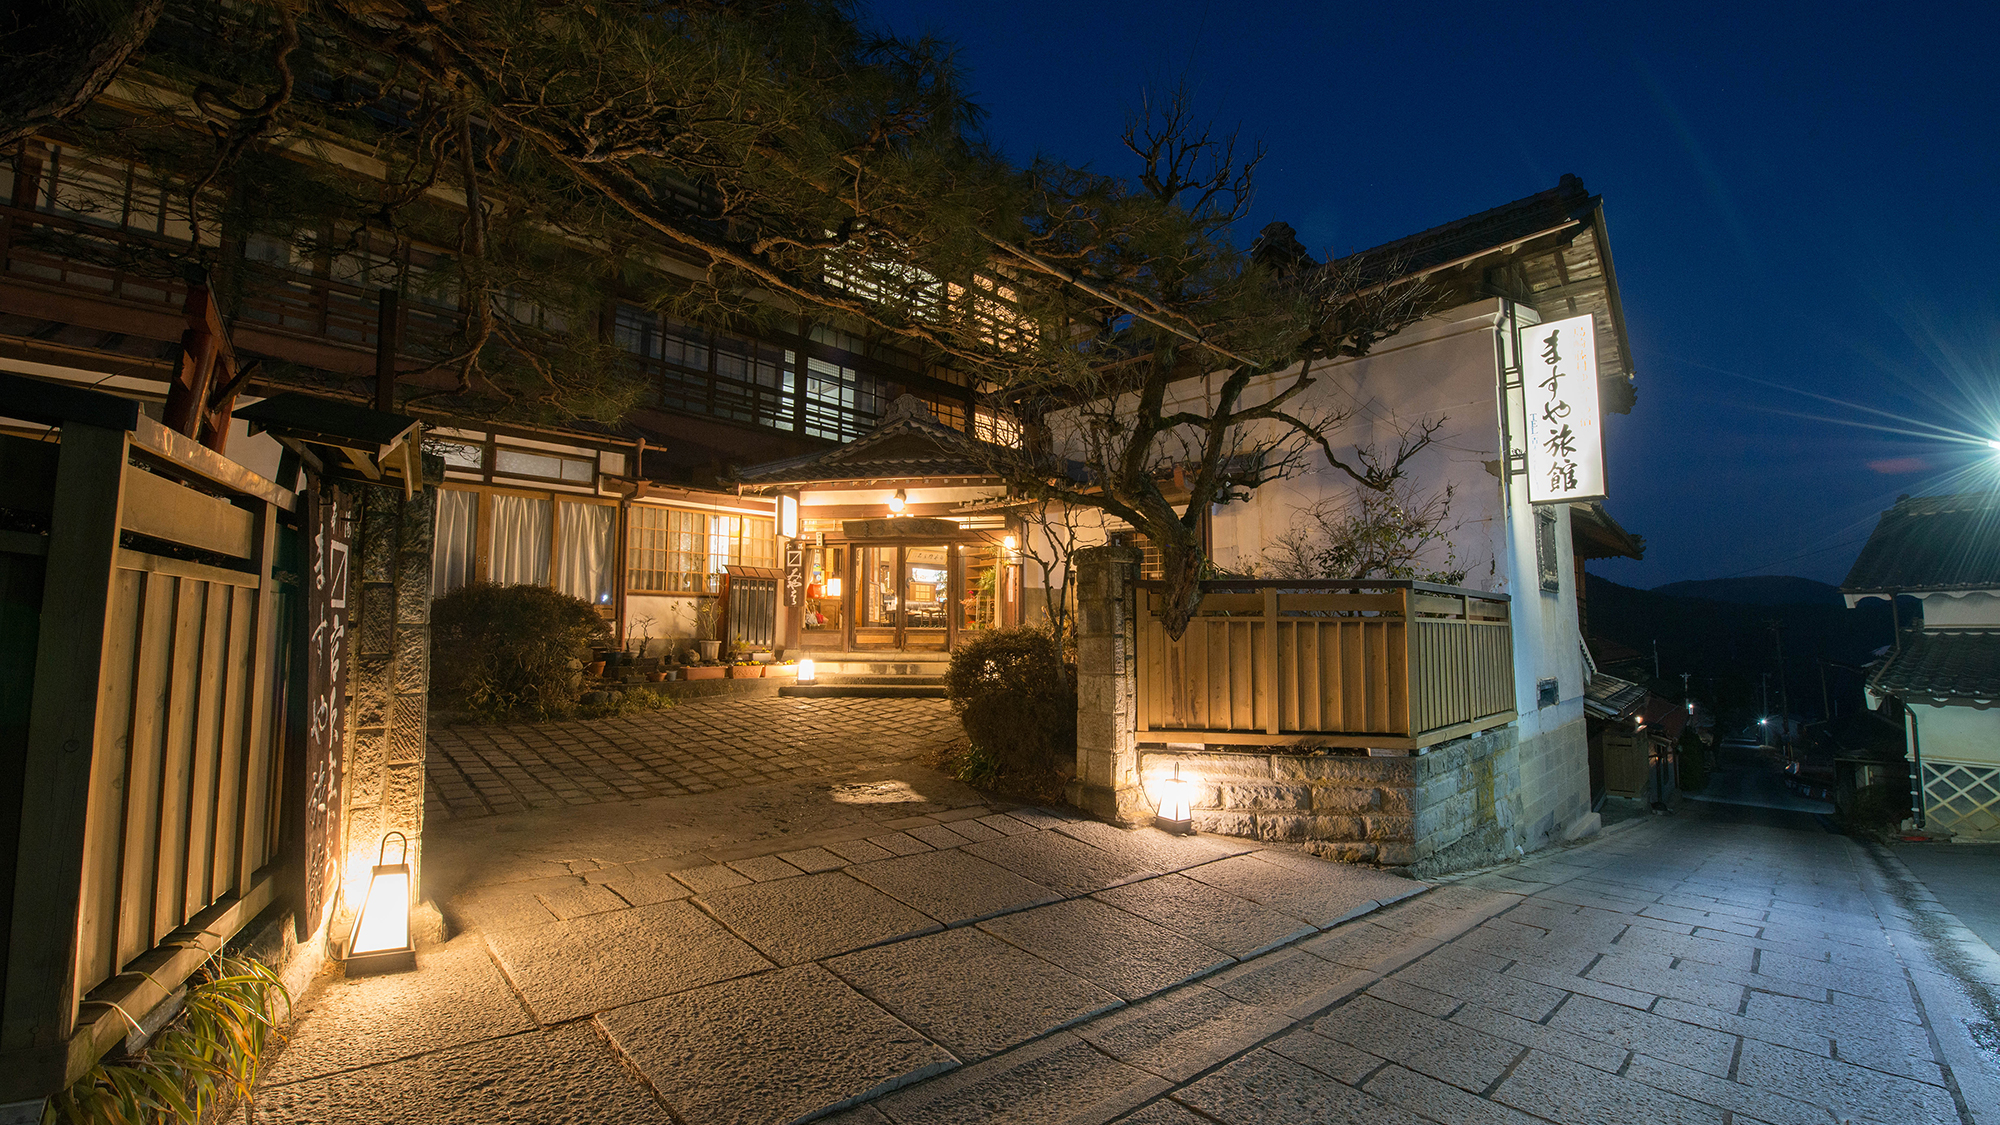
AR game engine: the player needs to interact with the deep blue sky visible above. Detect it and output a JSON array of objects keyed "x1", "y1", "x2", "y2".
[{"x1": 867, "y1": 0, "x2": 2000, "y2": 588}]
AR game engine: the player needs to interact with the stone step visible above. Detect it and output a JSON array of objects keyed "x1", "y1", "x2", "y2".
[
  {"x1": 803, "y1": 660, "x2": 952, "y2": 677},
  {"x1": 779, "y1": 683, "x2": 946, "y2": 698},
  {"x1": 807, "y1": 674, "x2": 942, "y2": 686}
]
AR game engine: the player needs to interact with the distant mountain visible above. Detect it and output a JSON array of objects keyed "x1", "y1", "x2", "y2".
[
  {"x1": 1586, "y1": 573, "x2": 1894, "y2": 726},
  {"x1": 1651, "y1": 576, "x2": 1846, "y2": 608}
]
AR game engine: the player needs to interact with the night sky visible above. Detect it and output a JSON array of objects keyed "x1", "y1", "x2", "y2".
[{"x1": 866, "y1": 0, "x2": 2000, "y2": 588}]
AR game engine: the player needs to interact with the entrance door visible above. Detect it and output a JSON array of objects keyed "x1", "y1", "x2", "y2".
[
  {"x1": 851, "y1": 544, "x2": 952, "y2": 651},
  {"x1": 901, "y1": 545, "x2": 949, "y2": 651}
]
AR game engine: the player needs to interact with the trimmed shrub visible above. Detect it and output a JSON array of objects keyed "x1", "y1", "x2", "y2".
[
  {"x1": 431, "y1": 582, "x2": 609, "y2": 720},
  {"x1": 944, "y1": 626, "x2": 1076, "y2": 778}
]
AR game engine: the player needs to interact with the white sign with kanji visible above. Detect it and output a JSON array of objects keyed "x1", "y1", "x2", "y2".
[{"x1": 1523, "y1": 313, "x2": 1607, "y2": 504}]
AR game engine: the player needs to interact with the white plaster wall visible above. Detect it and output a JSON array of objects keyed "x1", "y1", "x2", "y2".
[
  {"x1": 1038, "y1": 297, "x2": 1598, "y2": 843},
  {"x1": 1917, "y1": 593, "x2": 2000, "y2": 628},
  {"x1": 1913, "y1": 702, "x2": 2000, "y2": 767},
  {"x1": 626, "y1": 594, "x2": 704, "y2": 657}
]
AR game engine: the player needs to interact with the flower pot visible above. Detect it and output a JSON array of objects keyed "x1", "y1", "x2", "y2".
[
  {"x1": 766, "y1": 664, "x2": 797, "y2": 678},
  {"x1": 727, "y1": 664, "x2": 763, "y2": 679},
  {"x1": 647, "y1": 672, "x2": 668, "y2": 682},
  {"x1": 684, "y1": 665, "x2": 726, "y2": 680},
  {"x1": 698, "y1": 640, "x2": 722, "y2": 662},
  {"x1": 588, "y1": 661, "x2": 606, "y2": 677}
]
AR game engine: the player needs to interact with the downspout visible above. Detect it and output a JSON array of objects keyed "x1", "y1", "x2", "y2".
[{"x1": 1902, "y1": 700, "x2": 1926, "y2": 828}]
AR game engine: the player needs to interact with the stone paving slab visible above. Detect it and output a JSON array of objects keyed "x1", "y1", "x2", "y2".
[
  {"x1": 597, "y1": 964, "x2": 956, "y2": 1125},
  {"x1": 1092, "y1": 873, "x2": 1317, "y2": 959},
  {"x1": 695, "y1": 871, "x2": 942, "y2": 964},
  {"x1": 259, "y1": 1022, "x2": 674, "y2": 1125},
  {"x1": 977, "y1": 898, "x2": 1235, "y2": 1000},
  {"x1": 264, "y1": 940, "x2": 534, "y2": 1084},
  {"x1": 846, "y1": 848, "x2": 1061, "y2": 924},
  {"x1": 826, "y1": 925, "x2": 1121, "y2": 1058},
  {"x1": 484, "y1": 899, "x2": 772, "y2": 1022}
]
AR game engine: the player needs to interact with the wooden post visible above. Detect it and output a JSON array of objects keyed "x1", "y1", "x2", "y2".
[
  {"x1": 374, "y1": 288, "x2": 399, "y2": 414},
  {"x1": 1, "y1": 424, "x2": 129, "y2": 1091},
  {"x1": 1263, "y1": 586, "x2": 1280, "y2": 735}
]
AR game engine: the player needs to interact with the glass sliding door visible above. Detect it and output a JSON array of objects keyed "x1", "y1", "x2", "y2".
[
  {"x1": 956, "y1": 543, "x2": 1001, "y2": 636},
  {"x1": 856, "y1": 545, "x2": 899, "y2": 648},
  {"x1": 902, "y1": 545, "x2": 949, "y2": 650}
]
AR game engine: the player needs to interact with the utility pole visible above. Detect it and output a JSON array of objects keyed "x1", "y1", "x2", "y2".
[
  {"x1": 1653, "y1": 638, "x2": 1661, "y2": 681},
  {"x1": 1770, "y1": 621, "x2": 1794, "y2": 758},
  {"x1": 1761, "y1": 673, "x2": 1772, "y2": 745},
  {"x1": 1681, "y1": 671, "x2": 1692, "y2": 715}
]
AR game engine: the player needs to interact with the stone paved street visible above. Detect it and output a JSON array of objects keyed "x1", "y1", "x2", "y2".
[
  {"x1": 423, "y1": 697, "x2": 960, "y2": 819},
  {"x1": 265, "y1": 729, "x2": 2000, "y2": 1125},
  {"x1": 843, "y1": 802, "x2": 2000, "y2": 1125}
]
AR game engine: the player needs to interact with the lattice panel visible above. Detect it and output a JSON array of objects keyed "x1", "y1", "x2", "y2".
[{"x1": 1925, "y1": 761, "x2": 2000, "y2": 836}]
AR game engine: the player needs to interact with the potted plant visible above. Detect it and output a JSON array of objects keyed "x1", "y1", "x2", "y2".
[
  {"x1": 684, "y1": 662, "x2": 726, "y2": 680},
  {"x1": 727, "y1": 660, "x2": 763, "y2": 679},
  {"x1": 767, "y1": 660, "x2": 798, "y2": 679},
  {"x1": 628, "y1": 614, "x2": 657, "y2": 665},
  {"x1": 694, "y1": 600, "x2": 722, "y2": 663}
]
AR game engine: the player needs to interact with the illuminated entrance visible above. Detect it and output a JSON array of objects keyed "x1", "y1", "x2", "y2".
[{"x1": 800, "y1": 537, "x2": 1009, "y2": 652}]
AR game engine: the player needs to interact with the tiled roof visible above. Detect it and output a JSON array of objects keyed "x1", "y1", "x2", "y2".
[
  {"x1": 1334, "y1": 174, "x2": 1601, "y2": 281},
  {"x1": 734, "y1": 395, "x2": 1003, "y2": 487},
  {"x1": 1869, "y1": 630, "x2": 2000, "y2": 702},
  {"x1": 1585, "y1": 672, "x2": 1648, "y2": 721},
  {"x1": 1843, "y1": 491, "x2": 2000, "y2": 594}
]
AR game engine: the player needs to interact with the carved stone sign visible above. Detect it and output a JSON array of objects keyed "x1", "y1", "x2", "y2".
[{"x1": 301, "y1": 478, "x2": 353, "y2": 935}]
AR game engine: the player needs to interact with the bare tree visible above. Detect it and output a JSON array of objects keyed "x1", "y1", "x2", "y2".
[
  {"x1": 1261, "y1": 477, "x2": 1468, "y2": 586},
  {"x1": 971, "y1": 90, "x2": 1439, "y2": 638}
]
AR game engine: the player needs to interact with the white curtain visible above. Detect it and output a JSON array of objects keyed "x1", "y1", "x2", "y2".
[
  {"x1": 488, "y1": 494, "x2": 551, "y2": 586},
  {"x1": 555, "y1": 501, "x2": 614, "y2": 607},
  {"x1": 432, "y1": 488, "x2": 478, "y2": 596}
]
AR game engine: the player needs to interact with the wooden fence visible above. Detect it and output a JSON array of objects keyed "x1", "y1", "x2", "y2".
[
  {"x1": 1, "y1": 377, "x2": 294, "y2": 1100},
  {"x1": 1136, "y1": 579, "x2": 1516, "y2": 749}
]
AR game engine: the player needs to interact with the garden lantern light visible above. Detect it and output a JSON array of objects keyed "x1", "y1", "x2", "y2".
[
  {"x1": 1155, "y1": 763, "x2": 1195, "y2": 835},
  {"x1": 347, "y1": 832, "x2": 416, "y2": 974},
  {"x1": 797, "y1": 657, "x2": 816, "y2": 682}
]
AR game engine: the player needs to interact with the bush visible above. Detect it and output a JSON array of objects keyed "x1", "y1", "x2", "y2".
[
  {"x1": 432, "y1": 582, "x2": 609, "y2": 720},
  {"x1": 944, "y1": 626, "x2": 1077, "y2": 779}
]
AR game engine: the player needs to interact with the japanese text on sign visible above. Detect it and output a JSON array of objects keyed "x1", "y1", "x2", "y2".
[
  {"x1": 783, "y1": 541, "x2": 805, "y2": 607},
  {"x1": 1522, "y1": 314, "x2": 1605, "y2": 503}
]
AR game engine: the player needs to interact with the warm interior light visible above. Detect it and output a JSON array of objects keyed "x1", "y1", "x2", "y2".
[
  {"x1": 1002, "y1": 534, "x2": 1018, "y2": 550},
  {"x1": 348, "y1": 832, "x2": 415, "y2": 972},
  {"x1": 888, "y1": 488, "x2": 907, "y2": 514},
  {"x1": 797, "y1": 657, "x2": 815, "y2": 682},
  {"x1": 825, "y1": 577, "x2": 842, "y2": 597},
  {"x1": 1154, "y1": 764, "x2": 1195, "y2": 835},
  {"x1": 779, "y1": 494, "x2": 799, "y2": 539}
]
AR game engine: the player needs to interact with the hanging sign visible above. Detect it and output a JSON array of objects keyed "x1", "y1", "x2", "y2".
[
  {"x1": 301, "y1": 478, "x2": 353, "y2": 936},
  {"x1": 783, "y1": 540, "x2": 805, "y2": 607},
  {"x1": 1523, "y1": 313, "x2": 1607, "y2": 504}
]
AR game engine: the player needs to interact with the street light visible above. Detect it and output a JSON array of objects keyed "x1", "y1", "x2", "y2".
[{"x1": 888, "y1": 488, "x2": 907, "y2": 514}]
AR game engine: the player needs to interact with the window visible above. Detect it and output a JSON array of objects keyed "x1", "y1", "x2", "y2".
[
  {"x1": 1535, "y1": 507, "x2": 1561, "y2": 592},
  {"x1": 627, "y1": 507, "x2": 776, "y2": 594},
  {"x1": 494, "y1": 446, "x2": 595, "y2": 484}
]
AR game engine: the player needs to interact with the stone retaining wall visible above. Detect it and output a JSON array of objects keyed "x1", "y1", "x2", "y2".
[{"x1": 1138, "y1": 725, "x2": 1522, "y2": 869}]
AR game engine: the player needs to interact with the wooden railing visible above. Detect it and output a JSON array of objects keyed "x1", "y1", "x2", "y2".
[
  {"x1": 1135, "y1": 579, "x2": 1515, "y2": 749},
  {"x1": 1, "y1": 376, "x2": 294, "y2": 1100}
]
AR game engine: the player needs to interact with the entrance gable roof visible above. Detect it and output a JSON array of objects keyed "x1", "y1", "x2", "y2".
[{"x1": 734, "y1": 394, "x2": 1003, "y2": 490}]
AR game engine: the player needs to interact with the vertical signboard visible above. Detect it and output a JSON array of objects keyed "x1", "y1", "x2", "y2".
[
  {"x1": 783, "y1": 539, "x2": 805, "y2": 608},
  {"x1": 302, "y1": 479, "x2": 352, "y2": 933},
  {"x1": 1523, "y1": 313, "x2": 1607, "y2": 503}
]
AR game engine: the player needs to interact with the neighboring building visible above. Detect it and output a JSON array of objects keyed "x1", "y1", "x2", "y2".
[{"x1": 1843, "y1": 491, "x2": 2000, "y2": 839}]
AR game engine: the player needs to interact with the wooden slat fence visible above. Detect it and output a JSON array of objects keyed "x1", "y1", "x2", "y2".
[
  {"x1": 1136, "y1": 579, "x2": 1515, "y2": 749},
  {"x1": 1, "y1": 380, "x2": 293, "y2": 1100}
]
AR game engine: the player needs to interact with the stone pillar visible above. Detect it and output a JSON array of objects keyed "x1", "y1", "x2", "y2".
[
  {"x1": 1067, "y1": 546, "x2": 1150, "y2": 824},
  {"x1": 342, "y1": 477, "x2": 436, "y2": 899}
]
